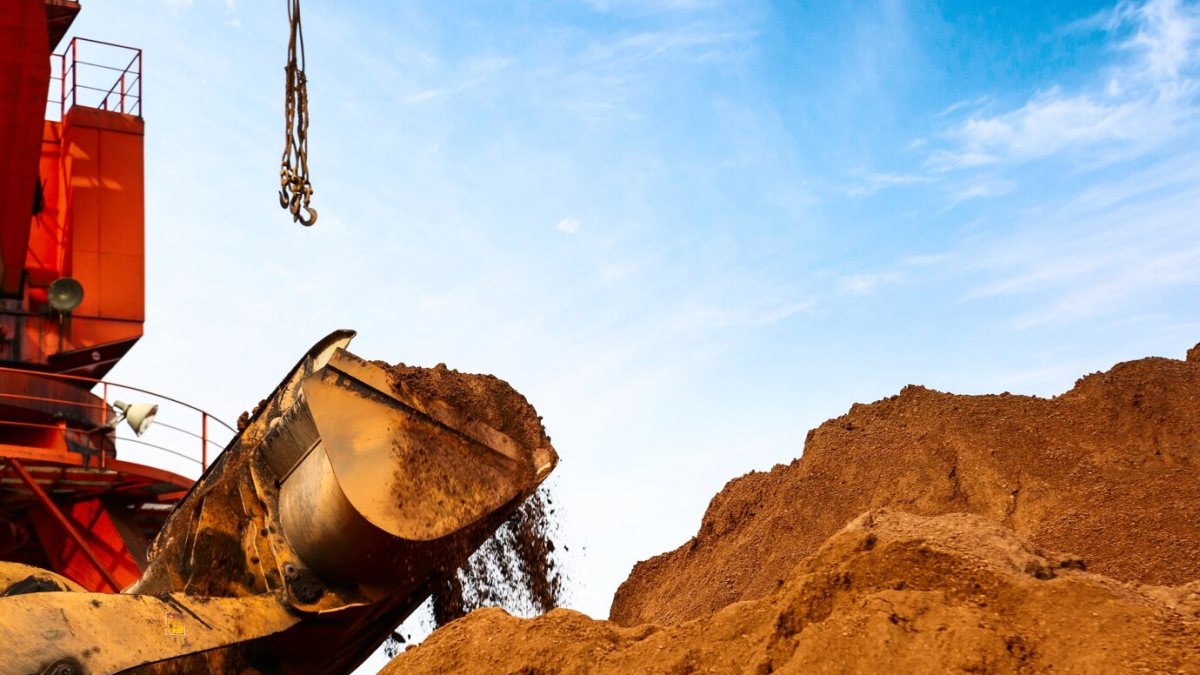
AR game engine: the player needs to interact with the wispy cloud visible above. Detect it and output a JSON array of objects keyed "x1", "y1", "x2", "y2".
[
  {"x1": 557, "y1": 217, "x2": 583, "y2": 234},
  {"x1": 403, "y1": 56, "x2": 512, "y2": 105},
  {"x1": 937, "y1": 96, "x2": 992, "y2": 117},
  {"x1": 223, "y1": 0, "x2": 240, "y2": 28},
  {"x1": 665, "y1": 298, "x2": 814, "y2": 330},
  {"x1": 582, "y1": 0, "x2": 720, "y2": 13},
  {"x1": 1108, "y1": 0, "x2": 1200, "y2": 80},
  {"x1": 943, "y1": 178, "x2": 1015, "y2": 209},
  {"x1": 963, "y1": 151, "x2": 1200, "y2": 327},
  {"x1": 902, "y1": 253, "x2": 953, "y2": 267},
  {"x1": 923, "y1": 149, "x2": 999, "y2": 172},
  {"x1": 551, "y1": 26, "x2": 756, "y2": 121},
  {"x1": 930, "y1": 0, "x2": 1200, "y2": 169},
  {"x1": 839, "y1": 271, "x2": 904, "y2": 294},
  {"x1": 846, "y1": 172, "x2": 933, "y2": 197},
  {"x1": 861, "y1": 0, "x2": 1200, "y2": 335}
]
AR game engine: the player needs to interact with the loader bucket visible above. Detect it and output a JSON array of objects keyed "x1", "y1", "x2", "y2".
[
  {"x1": 266, "y1": 347, "x2": 557, "y2": 589},
  {"x1": 73, "y1": 330, "x2": 565, "y2": 675}
]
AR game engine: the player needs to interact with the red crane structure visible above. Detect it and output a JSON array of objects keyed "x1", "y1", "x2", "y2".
[{"x1": 0, "y1": 0, "x2": 228, "y2": 593}]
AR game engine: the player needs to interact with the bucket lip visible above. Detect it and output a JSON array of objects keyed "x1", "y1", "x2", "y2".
[
  {"x1": 326, "y1": 347, "x2": 561, "y2": 486},
  {"x1": 300, "y1": 354, "x2": 556, "y2": 542},
  {"x1": 321, "y1": 348, "x2": 534, "y2": 466}
]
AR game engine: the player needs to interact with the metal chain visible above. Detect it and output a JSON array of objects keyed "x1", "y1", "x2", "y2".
[{"x1": 279, "y1": 0, "x2": 317, "y2": 226}]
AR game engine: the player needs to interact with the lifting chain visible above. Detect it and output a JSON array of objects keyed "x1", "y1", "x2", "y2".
[{"x1": 279, "y1": 0, "x2": 317, "y2": 226}]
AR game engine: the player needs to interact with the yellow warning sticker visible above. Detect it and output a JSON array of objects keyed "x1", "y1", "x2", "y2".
[{"x1": 165, "y1": 611, "x2": 185, "y2": 637}]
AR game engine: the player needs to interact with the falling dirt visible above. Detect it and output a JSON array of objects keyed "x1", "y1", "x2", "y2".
[
  {"x1": 379, "y1": 363, "x2": 566, "y2": 654},
  {"x1": 384, "y1": 342, "x2": 1200, "y2": 674},
  {"x1": 429, "y1": 486, "x2": 565, "y2": 625}
]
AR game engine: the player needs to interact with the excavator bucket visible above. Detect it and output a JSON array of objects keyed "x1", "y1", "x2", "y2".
[
  {"x1": 0, "y1": 330, "x2": 558, "y2": 675},
  {"x1": 274, "y1": 347, "x2": 555, "y2": 590}
]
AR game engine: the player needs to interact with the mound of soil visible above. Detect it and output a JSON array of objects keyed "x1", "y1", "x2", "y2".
[
  {"x1": 609, "y1": 346, "x2": 1200, "y2": 626},
  {"x1": 384, "y1": 510, "x2": 1200, "y2": 674}
]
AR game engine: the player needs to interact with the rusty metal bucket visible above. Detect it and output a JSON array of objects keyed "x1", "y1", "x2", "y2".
[
  {"x1": 267, "y1": 344, "x2": 557, "y2": 592},
  {"x1": 2, "y1": 331, "x2": 559, "y2": 675}
]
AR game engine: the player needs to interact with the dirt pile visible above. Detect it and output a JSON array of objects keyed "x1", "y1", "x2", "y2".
[
  {"x1": 382, "y1": 344, "x2": 1200, "y2": 674},
  {"x1": 385, "y1": 510, "x2": 1200, "y2": 674},
  {"x1": 610, "y1": 347, "x2": 1200, "y2": 626}
]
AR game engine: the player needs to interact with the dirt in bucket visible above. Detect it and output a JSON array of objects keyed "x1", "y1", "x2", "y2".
[{"x1": 378, "y1": 362, "x2": 566, "y2": 655}]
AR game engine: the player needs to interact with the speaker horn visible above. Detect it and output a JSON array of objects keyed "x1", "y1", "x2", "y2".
[{"x1": 48, "y1": 277, "x2": 84, "y2": 313}]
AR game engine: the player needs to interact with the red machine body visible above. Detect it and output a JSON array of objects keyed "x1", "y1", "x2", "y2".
[{"x1": 0, "y1": 0, "x2": 211, "y2": 593}]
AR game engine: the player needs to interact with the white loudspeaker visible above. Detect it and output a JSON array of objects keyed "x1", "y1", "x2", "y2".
[{"x1": 114, "y1": 400, "x2": 159, "y2": 436}]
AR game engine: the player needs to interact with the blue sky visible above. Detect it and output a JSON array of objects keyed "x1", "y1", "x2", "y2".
[{"x1": 68, "y1": 0, "x2": 1200, "y2": 669}]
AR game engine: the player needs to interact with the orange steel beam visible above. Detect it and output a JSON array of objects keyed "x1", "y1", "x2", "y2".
[{"x1": 7, "y1": 457, "x2": 122, "y2": 591}]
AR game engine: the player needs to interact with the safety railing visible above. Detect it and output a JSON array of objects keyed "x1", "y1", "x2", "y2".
[
  {"x1": 47, "y1": 37, "x2": 143, "y2": 122},
  {"x1": 0, "y1": 366, "x2": 234, "y2": 476}
]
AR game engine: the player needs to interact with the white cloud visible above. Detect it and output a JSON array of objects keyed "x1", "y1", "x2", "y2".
[
  {"x1": 600, "y1": 262, "x2": 632, "y2": 280},
  {"x1": 905, "y1": 1, "x2": 1200, "y2": 330},
  {"x1": 582, "y1": 0, "x2": 717, "y2": 12},
  {"x1": 952, "y1": 88, "x2": 1174, "y2": 161},
  {"x1": 552, "y1": 26, "x2": 756, "y2": 122},
  {"x1": 755, "y1": 300, "x2": 814, "y2": 325},
  {"x1": 838, "y1": 272, "x2": 904, "y2": 294},
  {"x1": 223, "y1": 0, "x2": 239, "y2": 27},
  {"x1": 944, "y1": 179, "x2": 1015, "y2": 209},
  {"x1": 902, "y1": 253, "x2": 953, "y2": 267},
  {"x1": 1110, "y1": 0, "x2": 1200, "y2": 81},
  {"x1": 846, "y1": 172, "x2": 933, "y2": 197},
  {"x1": 929, "y1": 0, "x2": 1200, "y2": 169},
  {"x1": 403, "y1": 57, "x2": 512, "y2": 105},
  {"x1": 963, "y1": 151, "x2": 1200, "y2": 327},
  {"x1": 923, "y1": 149, "x2": 999, "y2": 171},
  {"x1": 937, "y1": 95, "x2": 992, "y2": 117},
  {"x1": 556, "y1": 217, "x2": 582, "y2": 234},
  {"x1": 664, "y1": 298, "x2": 814, "y2": 331}
]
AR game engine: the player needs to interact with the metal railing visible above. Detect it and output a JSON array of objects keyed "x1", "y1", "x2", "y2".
[
  {"x1": 47, "y1": 37, "x2": 143, "y2": 122},
  {"x1": 0, "y1": 366, "x2": 234, "y2": 474}
]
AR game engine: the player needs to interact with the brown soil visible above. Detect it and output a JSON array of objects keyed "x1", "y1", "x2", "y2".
[
  {"x1": 381, "y1": 343, "x2": 1200, "y2": 675},
  {"x1": 610, "y1": 346, "x2": 1200, "y2": 626},
  {"x1": 384, "y1": 510, "x2": 1200, "y2": 674},
  {"x1": 378, "y1": 363, "x2": 566, "y2": 652},
  {"x1": 383, "y1": 362, "x2": 554, "y2": 456}
]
